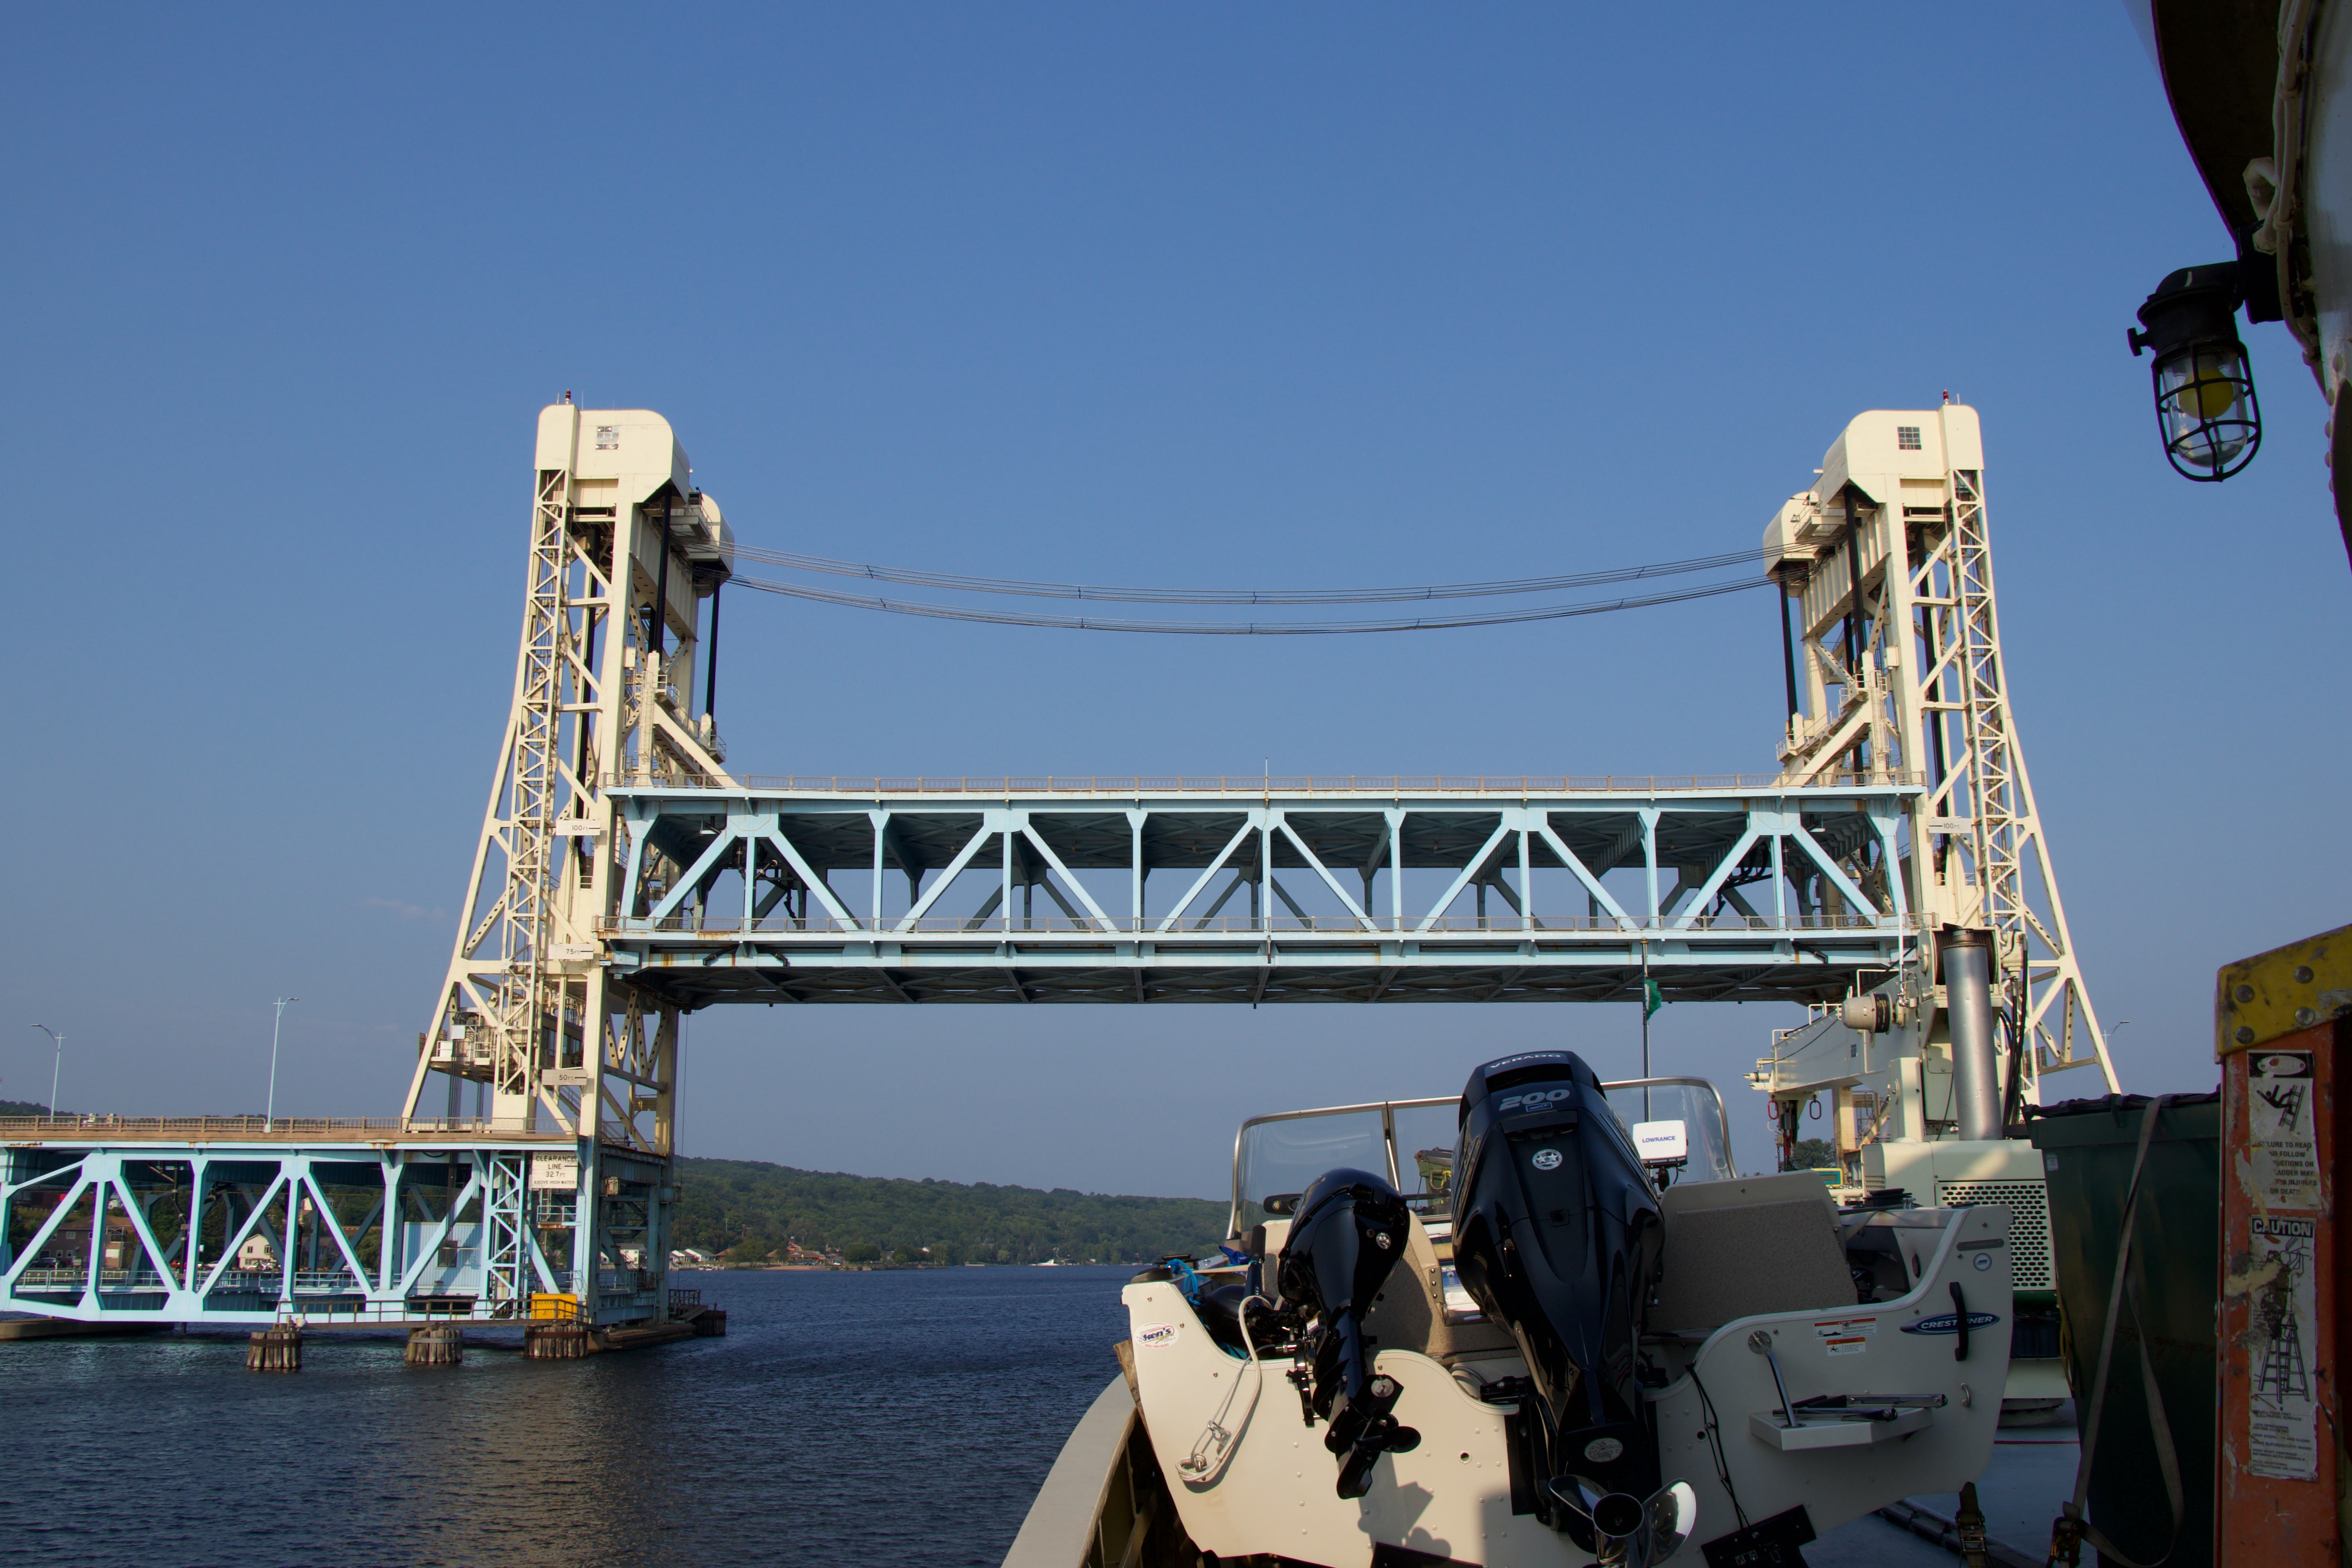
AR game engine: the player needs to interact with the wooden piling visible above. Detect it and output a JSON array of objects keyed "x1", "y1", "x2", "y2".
[
  {"x1": 245, "y1": 1325, "x2": 301, "y2": 1372},
  {"x1": 523, "y1": 1322, "x2": 591, "y2": 1359},
  {"x1": 404, "y1": 1324, "x2": 464, "y2": 1366}
]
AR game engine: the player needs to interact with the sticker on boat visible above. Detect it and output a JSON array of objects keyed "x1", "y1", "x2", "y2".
[
  {"x1": 1901, "y1": 1311, "x2": 2001, "y2": 1335},
  {"x1": 1824, "y1": 1336, "x2": 1868, "y2": 1356},
  {"x1": 1137, "y1": 1323, "x2": 1180, "y2": 1347},
  {"x1": 1813, "y1": 1317, "x2": 1876, "y2": 1337}
]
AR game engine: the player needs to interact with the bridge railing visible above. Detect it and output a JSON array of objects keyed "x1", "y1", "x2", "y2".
[
  {"x1": 599, "y1": 911, "x2": 1918, "y2": 937},
  {"x1": 13, "y1": 1268, "x2": 90, "y2": 1288},
  {"x1": 0, "y1": 1115, "x2": 572, "y2": 1142},
  {"x1": 601, "y1": 771, "x2": 1924, "y2": 795}
]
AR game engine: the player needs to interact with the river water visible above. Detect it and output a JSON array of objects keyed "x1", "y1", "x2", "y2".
[
  {"x1": 0, "y1": 1264, "x2": 2057, "y2": 1568},
  {"x1": 0, "y1": 1267, "x2": 1132, "y2": 1568}
]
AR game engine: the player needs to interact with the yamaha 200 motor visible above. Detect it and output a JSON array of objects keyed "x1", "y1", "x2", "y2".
[
  {"x1": 1273, "y1": 1166, "x2": 1420, "y2": 1498},
  {"x1": 1450, "y1": 1051, "x2": 1693, "y2": 1566}
]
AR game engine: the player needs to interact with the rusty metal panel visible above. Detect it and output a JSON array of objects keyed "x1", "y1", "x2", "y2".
[{"x1": 2217, "y1": 923, "x2": 2352, "y2": 1562}]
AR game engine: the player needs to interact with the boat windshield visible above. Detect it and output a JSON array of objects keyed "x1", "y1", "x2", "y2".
[
  {"x1": 1600, "y1": 1078, "x2": 1738, "y2": 1189},
  {"x1": 1229, "y1": 1077, "x2": 1736, "y2": 1236}
]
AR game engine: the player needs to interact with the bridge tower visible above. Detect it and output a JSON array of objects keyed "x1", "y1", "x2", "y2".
[
  {"x1": 400, "y1": 404, "x2": 735, "y2": 1318},
  {"x1": 1756, "y1": 406, "x2": 2117, "y2": 1178}
]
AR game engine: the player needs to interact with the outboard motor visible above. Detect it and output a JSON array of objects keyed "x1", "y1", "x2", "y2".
[
  {"x1": 1274, "y1": 1166, "x2": 1420, "y2": 1498},
  {"x1": 1452, "y1": 1052, "x2": 1689, "y2": 1565}
]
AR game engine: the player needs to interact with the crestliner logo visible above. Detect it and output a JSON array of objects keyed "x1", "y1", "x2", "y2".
[{"x1": 1901, "y1": 1311, "x2": 2001, "y2": 1336}]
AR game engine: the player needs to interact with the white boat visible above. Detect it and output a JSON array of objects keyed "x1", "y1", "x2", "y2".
[{"x1": 1006, "y1": 1052, "x2": 2009, "y2": 1567}]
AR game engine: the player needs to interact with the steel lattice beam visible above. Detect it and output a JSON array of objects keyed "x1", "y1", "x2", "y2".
[
  {"x1": 0, "y1": 1130, "x2": 647, "y2": 1328},
  {"x1": 596, "y1": 781, "x2": 1923, "y2": 1006}
]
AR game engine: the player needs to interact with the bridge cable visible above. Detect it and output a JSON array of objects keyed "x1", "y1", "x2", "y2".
[
  {"x1": 721, "y1": 540, "x2": 1770, "y2": 606},
  {"x1": 727, "y1": 571, "x2": 1767, "y2": 634}
]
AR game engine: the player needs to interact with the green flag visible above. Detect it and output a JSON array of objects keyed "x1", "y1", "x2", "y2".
[{"x1": 1643, "y1": 978, "x2": 1664, "y2": 1019}]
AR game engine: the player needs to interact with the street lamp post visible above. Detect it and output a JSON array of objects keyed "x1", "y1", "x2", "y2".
[
  {"x1": 28, "y1": 1025, "x2": 62, "y2": 1121},
  {"x1": 265, "y1": 997, "x2": 299, "y2": 1132}
]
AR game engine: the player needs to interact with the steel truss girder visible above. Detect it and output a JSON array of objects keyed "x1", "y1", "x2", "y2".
[
  {"x1": 0, "y1": 1134, "x2": 664, "y2": 1327},
  {"x1": 597, "y1": 782, "x2": 1923, "y2": 1006}
]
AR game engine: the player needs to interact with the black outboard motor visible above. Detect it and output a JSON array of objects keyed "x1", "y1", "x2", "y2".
[
  {"x1": 1451, "y1": 1052, "x2": 1673, "y2": 1557},
  {"x1": 1274, "y1": 1166, "x2": 1421, "y2": 1498}
]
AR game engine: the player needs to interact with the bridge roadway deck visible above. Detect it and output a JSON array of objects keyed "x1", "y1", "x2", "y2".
[{"x1": 603, "y1": 774, "x2": 1923, "y2": 1007}]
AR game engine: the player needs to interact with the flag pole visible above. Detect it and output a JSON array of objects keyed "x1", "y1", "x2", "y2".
[{"x1": 1640, "y1": 945, "x2": 1652, "y2": 1120}]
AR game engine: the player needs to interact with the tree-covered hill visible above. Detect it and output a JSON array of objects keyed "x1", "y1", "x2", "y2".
[{"x1": 674, "y1": 1156, "x2": 1227, "y2": 1266}]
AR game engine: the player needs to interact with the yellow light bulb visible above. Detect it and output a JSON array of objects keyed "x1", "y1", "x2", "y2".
[{"x1": 2172, "y1": 355, "x2": 2242, "y2": 419}]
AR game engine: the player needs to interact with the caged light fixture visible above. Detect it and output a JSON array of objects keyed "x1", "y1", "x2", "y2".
[{"x1": 2129, "y1": 261, "x2": 2263, "y2": 482}]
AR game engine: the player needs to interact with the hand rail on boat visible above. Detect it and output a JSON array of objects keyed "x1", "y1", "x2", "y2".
[{"x1": 1226, "y1": 1078, "x2": 1736, "y2": 1232}]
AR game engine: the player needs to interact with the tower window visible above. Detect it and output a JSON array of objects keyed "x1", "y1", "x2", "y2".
[{"x1": 1897, "y1": 426, "x2": 1922, "y2": 450}]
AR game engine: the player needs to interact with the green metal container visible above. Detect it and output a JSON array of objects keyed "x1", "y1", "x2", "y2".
[{"x1": 2027, "y1": 1092, "x2": 2220, "y2": 1568}]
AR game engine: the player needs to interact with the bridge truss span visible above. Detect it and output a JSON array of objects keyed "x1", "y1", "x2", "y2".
[
  {"x1": 600, "y1": 777, "x2": 1925, "y2": 1007},
  {"x1": 0, "y1": 1126, "x2": 672, "y2": 1328}
]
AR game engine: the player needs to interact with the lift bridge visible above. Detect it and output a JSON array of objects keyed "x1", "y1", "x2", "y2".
[{"x1": 0, "y1": 400, "x2": 2111, "y2": 1338}]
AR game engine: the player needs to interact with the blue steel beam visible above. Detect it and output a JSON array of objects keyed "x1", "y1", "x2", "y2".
[
  {"x1": 600, "y1": 777, "x2": 1921, "y2": 1007},
  {"x1": 0, "y1": 1130, "x2": 669, "y2": 1328}
]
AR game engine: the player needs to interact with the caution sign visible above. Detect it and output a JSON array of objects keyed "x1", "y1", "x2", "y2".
[
  {"x1": 2246, "y1": 1051, "x2": 2322, "y2": 1210},
  {"x1": 2246, "y1": 1213, "x2": 2320, "y2": 1481}
]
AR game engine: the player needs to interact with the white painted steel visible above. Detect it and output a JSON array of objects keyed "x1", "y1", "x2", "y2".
[
  {"x1": 1757, "y1": 407, "x2": 2116, "y2": 1126},
  {"x1": 398, "y1": 404, "x2": 734, "y2": 1323}
]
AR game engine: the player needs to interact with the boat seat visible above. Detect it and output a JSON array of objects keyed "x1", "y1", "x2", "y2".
[
  {"x1": 1359, "y1": 1214, "x2": 1516, "y2": 1366},
  {"x1": 1648, "y1": 1172, "x2": 1856, "y2": 1336}
]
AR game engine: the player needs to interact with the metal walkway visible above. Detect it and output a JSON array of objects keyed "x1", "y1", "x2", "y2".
[{"x1": 602, "y1": 773, "x2": 1923, "y2": 1007}]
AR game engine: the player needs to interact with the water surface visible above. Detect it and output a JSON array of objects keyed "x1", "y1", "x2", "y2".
[
  {"x1": 0, "y1": 1266, "x2": 1131, "y2": 1568},
  {"x1": 0, "y1": 1266, "x2": 2069, "y2": 1566}
]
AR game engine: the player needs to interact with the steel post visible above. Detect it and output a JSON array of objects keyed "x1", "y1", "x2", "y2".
[{"x1": 1943, "y1": 929, "x2": 2001, "y2": 1141}]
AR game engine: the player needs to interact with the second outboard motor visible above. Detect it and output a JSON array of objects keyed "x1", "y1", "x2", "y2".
[
  {"x1": 1275, "y1": 1166, "x2": 1420, "y2": 1498},
  {"x1": 1451, "y1": 1052, "x2": 1681, "y2": 1562}
]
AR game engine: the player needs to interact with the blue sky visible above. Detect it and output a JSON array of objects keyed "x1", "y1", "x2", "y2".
[{"x1": 4, "y1": 4, "x2": 2343, "y2": 1196}]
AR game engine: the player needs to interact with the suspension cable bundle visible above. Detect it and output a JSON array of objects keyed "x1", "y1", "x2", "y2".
[{"x1": 720, "y1": 541, "x2": 1770, "y2": 634}]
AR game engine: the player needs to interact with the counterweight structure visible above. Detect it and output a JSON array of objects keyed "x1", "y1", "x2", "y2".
[
  {"x1": 399, "y1": 405, "x2": 735, "y2": 1320},
  {"x1": 1753, "y1": 406, "x2": 2116, "y2": 1184}
]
